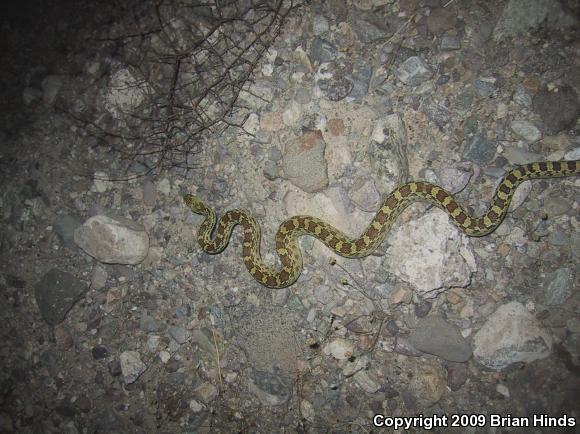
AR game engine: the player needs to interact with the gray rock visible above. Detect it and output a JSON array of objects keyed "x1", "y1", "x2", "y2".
[
  {"x1": 455, "y1": 91, "x2": 474, "y2": 113},
  {"x1": 437, "y1": 162, "x2": 474, "y2": 194},
  {"x1": 263, "y1": 160, "x2": 280, "y2": 180},
  {"x1": 142, "y1": 179, "x2": 157, "y2": 207},
  {"x1": 350, "y1": 179, "x2": 381, "y2": 212},
  {"x1": 422, "y1": 97, "x2": 451, "y2": 128},
  {"x1": 395, "y1": 57, "x2": 433, "y2": 86},
  {"x1": 53, "y1": 215, "x2": 82, "y2": 248},
  {"x1": 462, "y1": 134, "x2": 496, "y2": 165},
  {"x1": 318, "y1": 76, "x2": 353, "y2": 101},
  {"x1": 119, "y1": 351, "x2": 146, "y2": 384},
  {"x1": 501, "y1": 146, "x2": 542, "y2": 165},
  {"x1": 494, "y1": 0, "x2": 576, "y2": 41},
  {"x1": 473, "y1": 301, "x2": 552, "y2": 370},
  {"x1": 74, "y1": 214, "x2": 149, "y2": 264},
  {"x1": 248, "y1": 369, "x2": 291, "y2": 406},
  {"x1": 510, "y1": 120, "x2": 541, "y2": 142},
  {"x1": 354, "y1": 370, "x2": 381, "y2": 393},
  {"x1": 441, "y1": 35, "x2": 461, "y2": 50},
  {"x1": 168, "y1": 326, "x2": 188, "y2": 344},
  {"x1": 348, "y1": 60, "x2": 372, "y2": 101},
  {"x1": 350, "y1": 17, "x2": 388, "y2": 43},
  {"x1": 313, "y1": 15, "x2": 329, "y2": 35},
  {"x1": 473, "y1": 78, "x2": 498, "y2": 98},
  {"x1": 513, "y1": 85, "x2": 533, "y2": 108},
  {"x1": 408, "y1": 315, "x2": 472, "y2": 362},
  {"x1": 310, "y1": 38, "x2": 338, "y2": 64},
  {"x1": 34, "y1": 269, "x2": 87, "y2": 325},
  {"x1": 41, "y1": 75, "x2": 63, "y2": 106},
  {"x1": 426, "y1": 7, "x2": 457, "y2": 35},
  {"x1": 544, "y1": 267, "x2": 573, "y2": 306},
  {"x1": 281, "y1": 131, "x2": 329, "y2": 193},
  {"x1": 533, "y1": 86, "x2": 580, "y2": 134},
  {"x1": 194, "y1": 382, "x2": 218, "y2": 403},
  {"x1": 139, "y1": 312, "x2": 160, "y2": 332}
]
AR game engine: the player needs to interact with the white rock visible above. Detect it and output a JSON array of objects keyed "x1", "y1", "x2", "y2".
[
  {"x1": 510, "y1": 120, "x2": 541, "y2": 142},
  {"x1": 104, "y1": 68, "x2": 149, "y2": 117},
  {"x1": 93, "y1": 171, "x2": 111, "y2": 193},
  {"x1": 282, "y1": 100, "x2": 302, "y2": 126},
  {"x1": 324, "y1": 338, "x2": 354, "y2": 360},
  {"x1": 473, "y1": 301, "x2": 552, "y2": 370},
  {"x1": 74, "y1": 214, "x2": 149, "y2": 264},
  {"x1": 384, "y1": 210, "x2": 476, "y2": 297},
  {"x1": 120, "y1": 351, "x2": 146, "y2": 384}
]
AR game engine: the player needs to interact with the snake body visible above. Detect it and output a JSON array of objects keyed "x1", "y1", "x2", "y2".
[{"x1": 185, "y1": 160, "x2": 579, "y2": 288}]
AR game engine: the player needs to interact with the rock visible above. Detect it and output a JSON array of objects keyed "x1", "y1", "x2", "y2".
[
  {"x1": 92, "y1": 171, "x2": 111, "y2": 193},
  {"x1": 348, "y1": 60, "x2": 372, "y2": 101},
  {"x1": 408, "y1": 316, "x2": 472, "y2": 362},
  {"x1": 104, "y1": 68, "x2": 149, "y2": 117},
  {"x1": 141, "y1": 179, "x2": 157, "y2": 207},
  {"x1": 324, "y1": 338, "x2": 355, "y2": 360},
  {"x1": 510, "y1": 120, "x2": 541, "y2": 142},
  {"x1": 74, "y1": 214, "x2": 149, "y2": 264},
  {"x1": 194, "y1": 382, "x2": 218, "y2": 403},
  {"x1": 168, "y1": 326, "x2": 188, "y2": 344},
  {"x1": 260, "y1": 112, "x2": 283, "y2": 132},
  {"x1": 384, "y1": 210, "x2": 476, "y2": 297},
  {"x1": 501, "y1": 146, "x2": 541, "y2": 165},
  {"x1": 281, "y1": 130, "x2": 329, "y2": 193},
  {"x1": 543, "y1": 268, "x2": 573, "y2": 306},
  {"x1": 462, "y1": 134, "x2": 496, "y2": 165},
  {"x1": 41, "y1": 75, "x2": 63, "y2": 106},
  {"x1": 409, "y1": 363, "x2": 447, "y2": 407},
  {"x1": 92, "y1": 345, "x2": 110, "y2": 360},
  {"x1": 444, "y1": 361, "x2": 468, "y2": 391},
  {"x1": 317, "y1": 61, "x2": 354, "y2": 101},
  {"x1": 494, "y1": 0, "x2": 576, "y2": 41},
  {"x1": 90, "y1": 265, "x2": 108, "y2": 290},
  {"x1": 440, "y1": 35, "x2": 461, "y2": 50},
  {"x1": 282, "y1": 100, "x2": 302, "y2": 127},
  {"x1": 350, "y1": 179, "x2": 381, "y2": 212},
  {"x1": 473, "y1": 78, "x2": 498, "y2": 98},
  {"x1": 395, "y1": 57, "x2": 433, "y2": 86},
  {"x1": 350, "y1": 17, "x2": 388, "y2": 43},
  {"x1": 512, "y1": 85, "x2": 532, "y2": 108},
  {"x1": 437, "y1": 162, "x2": 474, "y2": 194},
  {"x1": 533, "y1": 86, "x2": 580, "y2": 134},
  {"x1": 473, "y1": 301, "x2": 552, "y2": 370},
  {"x1": 426, "y1": 8, "x2": 457, "y2": 35},
  {"x1": 53, "y1": 214, "x2": 82, "y2": 248},
  {"x1": 310, "y1": 38, "x2": 338, "y2": 64},
  {"x1": 354, "y1": 370, "x2": 381, "y2": 393},
  {"x1": 119, "y1": 351, "x2": 146, "y2": 384},
  {"x1": 421, "y1": 97, "x2": 451, "y2": 127},
  {"x1": 34, "y1": 269, "x2": 87, "y2": 325},
  {"x1": 139, "y1": 312, "x2": 160, "y2": 333},
  {"x1": 248, "y1": 369, "x2": 291, "y2": 406},
  {"x1": 313, "y1": 15, "x2": 329, "y2": 35}
]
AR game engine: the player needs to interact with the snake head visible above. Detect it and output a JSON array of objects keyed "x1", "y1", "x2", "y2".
[{"x1": 183, "y1": 194, "x2": 208, "y2": 215}]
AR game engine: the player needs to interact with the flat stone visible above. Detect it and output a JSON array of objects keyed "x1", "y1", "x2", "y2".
[
  {"x1": 34, "y1": 269, "x2": 87, "y2": 325},
  {"x1": 473, "y1": 301, "x2": 552, "y2": 370},
  {"x1": 408, "y1": 315, "x2": 472, "y2": 362},
  {"x1": 74, "y1": 214, "x2": 149, "y2": 265}
]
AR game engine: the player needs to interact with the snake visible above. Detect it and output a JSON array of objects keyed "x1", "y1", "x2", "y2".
[{"x1": 185, "y1": 160, "x2": 579, "y2": 288}]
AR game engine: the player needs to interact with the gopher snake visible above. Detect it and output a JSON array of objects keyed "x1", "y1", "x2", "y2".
[{"x1": 185, "y1": 160, "x2": 579, "y2": 288}]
